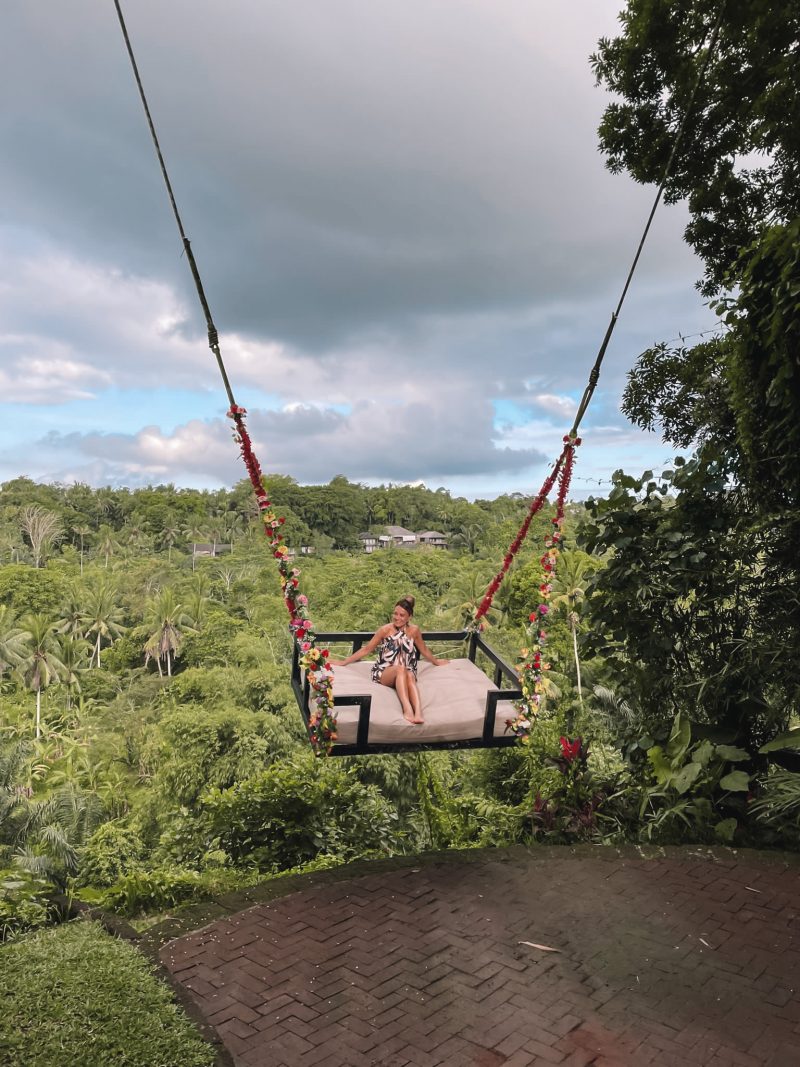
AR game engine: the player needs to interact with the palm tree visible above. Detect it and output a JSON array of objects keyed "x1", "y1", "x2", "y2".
[
  {"x1": 159, "y1": 522, "x2": 181, "y2": 562},
  {"x1": 189, "y1": 572, "x2": 213, "y2": 598},
  {"x1": 549, "y1": 550, "x2": 593, "y2": 705},
  {"x1": 143, "y1": 588, "x2": 192, "y2": 677},
  {"x1": 0, "y1": 605, "x2": 27, "y2": 678},
  {"x1": 10, "y1": 785, "x2": 105, "y2": 885},
  {"x1": 95, "y1": 762, "x2": 132, "y2": 819},
  {"x1": 442, "y1": 569, "x2": 497, "y2": 627},
  {"x1": 72, "y1": 524, "x2": 92, "y2": 577},
  {"x1": 1, "y1": 740, "x2": 34, "y2": 828},
  {"x1": 57, "y1": 590, "x2": 85, "y2": 640},
  {"x1": 222, "y1": 513, "x2": 245, "y2": 547},
  {"x1": 435, "y1": 503, "x2": 452, "y2": 532},
  {"x1": 19, "y1": 614, "x2": 67, "y2": 739},
  {"x1": 122, "y1": 519, "x2": 147, "y2": 553},
  {"x1": 94, "y1": 488, "x2": 119, "y2": 523},
  {"x1": 185, "y1": 589, "x2": 212, "y2": 629},
  {"x1": 453, "y1": 522, "x2": 485, "y2": 557},
  {"x1": 45, "y1": 740, "x2": 93, "y2": 791},
  {"x1": 182, "y1": 522, "x2": 208, "y2": 572},
  {"x1": 54, "y1": 633, "x2": 89, "y2": 711},
  {"x1": 78, "y1": 583, "x2": 127, "y2": 667},
  {"x1": 207, "y1": 520, "x2": 225, "y2": 556},
  {"x1": 95, "y1": 524, "x2": 121, "y2": 569}
]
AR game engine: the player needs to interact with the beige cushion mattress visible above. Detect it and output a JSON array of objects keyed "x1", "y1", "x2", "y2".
[{"x1": 327, "y1": 658, "x2": 517, "y2": 746}]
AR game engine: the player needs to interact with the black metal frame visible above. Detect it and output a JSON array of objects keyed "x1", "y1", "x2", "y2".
[{"x1": 291, "y1": 630, "x2": 523, "y2": 756}]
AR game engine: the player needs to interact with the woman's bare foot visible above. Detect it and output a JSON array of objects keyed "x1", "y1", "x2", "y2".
[{"x1": 413, "y1": 715, "x2": 424, "y2": 725}]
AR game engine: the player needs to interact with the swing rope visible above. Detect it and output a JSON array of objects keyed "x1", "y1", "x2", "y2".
[
  {"x1": 113, "y1": 0, "x2": 337, "y2": 752},
  {"x1": 471, "y1": 2, "x2": 727, "y2": 628},
  {"x1": 112, "y1": 0, "x2": 726, "y2": 751},
  {"x1": 568, "y1": 0, "x2": 727, "y2": 440}
]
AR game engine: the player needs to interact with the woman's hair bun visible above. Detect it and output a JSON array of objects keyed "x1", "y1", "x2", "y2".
[{"x1": 396, "y1": 594, "x2": 415, "y2": 613}]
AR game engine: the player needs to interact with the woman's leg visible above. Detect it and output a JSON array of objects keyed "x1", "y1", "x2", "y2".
[
  {"x1": 406, "y1": 673, "x2": 423, "y2": 723},
  {"x1": 379, "y1": 664, "x2": 417, "y2": 722}
]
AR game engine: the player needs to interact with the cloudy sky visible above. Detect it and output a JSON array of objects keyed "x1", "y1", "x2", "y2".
[{"x1": 1, "y1": 1, "x2": 717, "y2": 499}]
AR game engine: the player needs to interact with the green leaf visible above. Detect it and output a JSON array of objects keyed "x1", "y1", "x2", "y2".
[
  {"x1": 691, "y1": 740, "x2": 715, "y2": 767},
  {"x1": 714, "y1": 818, "x2": 737, "y2": 843},
  {"x1": 719, "y1": 770, "x2": 750, "y2": 792},
  {"x1": 647, "y1": 745, "x2": 672, "y2": 786},
  {"x1": 758, "y1": 729, "x2": 800, "y2": 754},
  {"x1": 673, "y1": 761, "x2": 703, "y2": 795},
  {"x1": 714, "y1": 745, "x2": 750, "y2": 762},
  {"x1": 666, "y1": 712, "x2": 691, "y2": 766}
]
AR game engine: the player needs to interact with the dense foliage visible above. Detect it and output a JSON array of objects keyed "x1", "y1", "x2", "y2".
[
  {"x1": 1, "y1": 463, "x2": 798, "y2": 943},
  {"x1": 584, "y1": 0, "x2": 800, "y2": 788}
]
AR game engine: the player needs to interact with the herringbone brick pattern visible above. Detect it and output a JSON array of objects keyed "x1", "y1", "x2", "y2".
[{"x1": 160, "y1": 848, "x2": 800, "y2": 1066}]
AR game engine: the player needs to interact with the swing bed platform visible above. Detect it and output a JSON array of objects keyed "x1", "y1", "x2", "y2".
[{"x1": 292, "y1": 630, "x2": 523, "y2": 755}]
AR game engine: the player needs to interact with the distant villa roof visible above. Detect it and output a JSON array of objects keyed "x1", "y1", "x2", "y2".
[{"x1": 417, "y1": 531, "x2": 445, "y2": 539}]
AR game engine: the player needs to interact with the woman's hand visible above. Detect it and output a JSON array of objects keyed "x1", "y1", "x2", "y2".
[
  {"x1": 432, "y1": 657, "x2": 450, "y2": 666},
  {"x1": 328, "y1": 658, "x2": 348, "y2": 667}
]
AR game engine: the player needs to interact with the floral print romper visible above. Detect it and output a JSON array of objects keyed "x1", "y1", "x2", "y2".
[{"x1": 371, "y1": 627, "x2": 419, "y2": 682}]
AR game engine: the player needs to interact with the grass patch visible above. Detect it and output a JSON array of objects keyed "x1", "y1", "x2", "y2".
[{"x1": 0, "y1": 919, "x2": 215, "y2": 1067}]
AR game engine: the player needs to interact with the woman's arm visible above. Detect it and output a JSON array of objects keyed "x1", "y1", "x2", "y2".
[
  {"x1": 328, "y1": 626, "x2": 387, "y2": 667},
  {"x1": 411, "y1": 626, "x2": 449, "y2": 666}
]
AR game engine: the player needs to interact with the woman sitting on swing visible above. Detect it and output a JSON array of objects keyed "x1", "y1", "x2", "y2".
[{"x1": 329, "y1": 595, "x2": 448, "y2": 724}]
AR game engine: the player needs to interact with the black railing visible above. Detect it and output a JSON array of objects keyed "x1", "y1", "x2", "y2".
[{"x1": 291, "y1": 630, "x2": 522, "y2": 756}]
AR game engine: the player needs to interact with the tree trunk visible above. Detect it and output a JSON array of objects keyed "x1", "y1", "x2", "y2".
[
  {"x1": 571, "y1": 615, "x2": 583, "y2": 705},
  {"x1": 35, "y1": 688, "x2": 41, "y2": 739}
]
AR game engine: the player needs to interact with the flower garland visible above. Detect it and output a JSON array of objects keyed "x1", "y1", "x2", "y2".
[
  {"x1": 470, "y1": 445, "x2": 569, "y2": 630},
  {"x1": 227, "y1": 406, "x2": 337, "y2": 754},
  {"x1": 506, "y1": 435, "x2": 579, "y2": 741}
]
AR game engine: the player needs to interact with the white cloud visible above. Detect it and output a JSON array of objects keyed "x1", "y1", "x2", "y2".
[
  {"x1": 529, "y1": 393, "x2": 578, "y2": 419},
  {"x1": 0, "y1": 342, "x2": 111, "y2": 403},
  {"x1": 0, "y1": 2, "x2": 720, "y2": 494},
  {"x1": 35, "y1": 377, "x2": 549, "y2": 488}
]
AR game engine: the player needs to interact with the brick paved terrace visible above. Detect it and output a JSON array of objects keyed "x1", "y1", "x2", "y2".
[{"x1": 152, "y1": 846, "x2": 800, "y2": 1066}]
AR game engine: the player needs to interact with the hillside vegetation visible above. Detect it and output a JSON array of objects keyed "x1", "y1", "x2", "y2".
[{"x1": 1, "y1": 469, "x2": 797, "y2": 941}]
